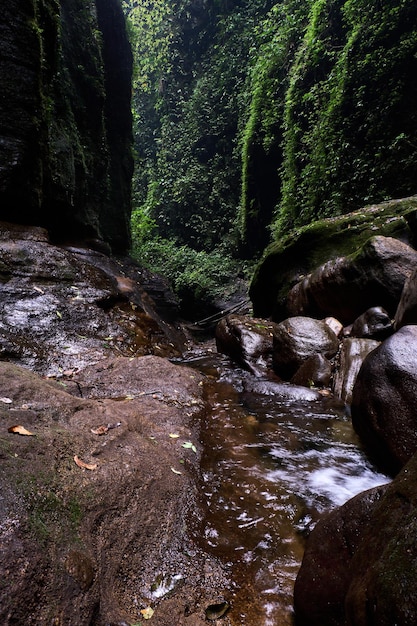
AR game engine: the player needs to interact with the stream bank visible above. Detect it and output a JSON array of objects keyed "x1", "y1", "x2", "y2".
[{"x1": 0, "y1": 222, "x2": 394, "y2": 624}]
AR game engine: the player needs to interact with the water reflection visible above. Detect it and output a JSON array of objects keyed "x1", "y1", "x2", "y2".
[{"x1": 181, "y1": 347, "x2": 389, "y2": 625}]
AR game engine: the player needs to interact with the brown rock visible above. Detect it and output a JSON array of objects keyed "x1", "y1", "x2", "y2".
[
  {"x1": 272, "y1": 316, "x2": 339, "y2": 380},
  {"x1": 291, "y1": 353, "x2": 332, "y2": 388},
  {"x1": 286, "y1": 236, "x2": 417, "y2": 325},
  {"x1": 351, "y1": 325, "x2": 417, "y2": 474},
  {"x1": 332, "y1": 338, "x2": 380, "y2": 404},
  {"x1": 294, "y1": 484, "x2": 388, "y2": 626},
  {"x1": 215, "y1": 314, "x2": 277, "y2": 376}
]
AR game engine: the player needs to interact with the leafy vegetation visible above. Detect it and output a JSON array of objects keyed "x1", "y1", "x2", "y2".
[{"x1": 122, "y1": 0, "x2": 417, "y2": 308}]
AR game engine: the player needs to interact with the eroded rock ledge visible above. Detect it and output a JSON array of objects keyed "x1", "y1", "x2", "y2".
[{"x1": 0, "y1": 223, "x2": 230, "y2": 625}]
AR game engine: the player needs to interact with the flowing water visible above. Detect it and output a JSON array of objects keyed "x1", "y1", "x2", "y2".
[{"x1": 179, "y1": 343, "x2": 390, "y2": 625}]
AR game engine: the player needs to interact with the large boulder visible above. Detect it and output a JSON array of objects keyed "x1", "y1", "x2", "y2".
[
  {"x1": 295, "y1": 451, "x2": 417, "y2": 626},
  {"x1": 0, "y1": 222, "x2": 185, "y2": 377},
  {"x1": 0, "y1": 0, "x2": 133, "y2": 252},
  {"x1": 291, "y1": 353, "x2": 332, "y2": 389},
  {"x1": 294, "y1": 484, "x2": 388, "y2": 626},
  {"x1": 351, "y1": 325, "x2": 417, "y2": 474},
  {"x1": 272, "y1": 316, "x2": 339, "y2": 380},
  {"x1": 215, "y1": 314, "x2": 277, "y2": 376},
  {"x1": 285, "y1": 236, "x2": 417, "y2": 325},
  {"x1": 250, "y1": 197, "x2": 417, "y2": 321}
]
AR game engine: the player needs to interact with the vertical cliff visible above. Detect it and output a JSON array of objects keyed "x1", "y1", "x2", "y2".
[{"x1": 0, "y1": 0, "x2": 133, "y2": 253}]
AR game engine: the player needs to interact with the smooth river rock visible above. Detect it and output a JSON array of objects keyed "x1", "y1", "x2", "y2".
[
  {"x1": 215, "y1": 314, "x2": 277, "y2": 376},
  {"x1": 272, "y1": 316, "x2": 339, "y2": 380},
  {"x1": 351, "y1": 325, "x2": 417, "y2": 474}
]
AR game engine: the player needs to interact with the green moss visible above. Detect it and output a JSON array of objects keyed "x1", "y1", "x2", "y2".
[{"x1": 250, "y1": 196, "x2": 417, "y2": 319}]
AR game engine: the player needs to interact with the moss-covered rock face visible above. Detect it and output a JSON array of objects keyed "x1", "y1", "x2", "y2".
[
  {"x1": 249, "y1": 196, "x2": 417, "y2": 320},
  {"x1": 240, "y1": 0, "x2": 417, "y2": 256},
  {"x1": 0, "y1": 0, "x2": 133, "y2": 253}
]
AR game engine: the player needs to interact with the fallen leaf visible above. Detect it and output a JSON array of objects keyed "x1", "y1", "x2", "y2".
[
  {"x1": 8, "y1": 425, "x2": 35, "y2": 436},
  {"x1": 182, "y1": 441, "x2": 197, "y2": 453},
  {"x1": 56, "y1": 310, "x2": 63, "y2": 319},
  {"x1": 90, "y1": 425, "x2": 109, "y2": 436},
  {"x1": 170, "y1": 467, "x2": 182, "y2": 475},
  {"x1": 0, "y1": 397, "x2": 12, "y2": 404},
  {"x1": 169, "y1": 433, "x2": 180, "y2": 439},
  {"x1": 33, "y1": 285, "x2": 45, "y2": 294},
  {"x1": 140, "y1": 607, "x2": 154, "y2": 620},
  {"x1": 74, "y1": 455, "x2": 97, "y2": 471}
]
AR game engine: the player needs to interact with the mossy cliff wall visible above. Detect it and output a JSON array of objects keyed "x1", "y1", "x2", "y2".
[{"x1": 0, "y1": 0, "x2": 133, "y2": 253}]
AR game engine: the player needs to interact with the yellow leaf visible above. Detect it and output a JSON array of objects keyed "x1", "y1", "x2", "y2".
[
  {"x1": 90, "y1": 425, "x2": 109, "y2": 436},
  {"x1": 74, "y1": 455, "x2": 97, "y2": 470},
  {"x1": 140, "y1": 607, "x2": 154, "y2": 620},
  {"x1": 8, "y1": 425, "x2": 34, "y2": 436}
]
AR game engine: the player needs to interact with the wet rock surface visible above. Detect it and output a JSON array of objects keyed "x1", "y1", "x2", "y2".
[
  {"x1": 351, "y1": 325, "x2": 417, "y2": 474},
  {"x1": 295, "y1": 450, "x2": 417, "y2": 626},
  {"x1": 272, "y1": 316, "x2": 339, "y2": 380},
  {"x1": 0, "y1": 223, "x2": 185, "y2": 377},
  {"x1": 394, "y1": 266, "x2": 417, "y2": 329},
  {"x1": 294, "y1": 484, "x2": 388, "y2": 626},
  {"x1": 332, "y1": 338, "x2": 380, "y2": 405},
  {"x1": 0, "y1": 223, "x2": 231, "y2": 625},
  {"x1": 350, "y1": 306, "x2": 393, "y2": 341},
  {"x1": 215, "y1": 314, "x2": 276, "y2": 376}
]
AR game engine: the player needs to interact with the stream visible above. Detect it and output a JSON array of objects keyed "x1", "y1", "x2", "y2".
[{"x1": 178, "y1": 342, "x2": 390, "y2": 625}]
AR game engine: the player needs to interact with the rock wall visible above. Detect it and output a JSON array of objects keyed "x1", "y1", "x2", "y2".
[{"x1": 0, "y1": 0, "x2": 133, "y2": 253}]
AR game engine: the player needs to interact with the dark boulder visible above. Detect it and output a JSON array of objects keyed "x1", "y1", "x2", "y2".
[
  {"x1": 215, "y1": 314, "x2": 277, "y2": 376},
  {"x1": 351, "y1": 306, "x2": 393, "y2": 340},
  {"x1": 294, "y1": 484, "x2": 388, "y2": 626},
  {"x1": 351, "y1": 325, "x2": 417, "y2": 474},
  {"x1": 286, "y1": 236, "x2": 417, "y2": 325},
  {"x1": 272, "y1": 316, "x2": 339, "y2": 380},
  {"x1": 291, "y1": 353, "x2": 332, "y2": 389},
  {"x1": 250, "y1": 197, "x2": 417, "y2": 321},
  {"x1": 295, "y1": 450, "x2": 417, "y2": 626}
]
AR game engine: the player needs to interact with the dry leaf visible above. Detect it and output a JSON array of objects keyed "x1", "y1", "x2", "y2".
[
  {"x1": 90, "y1": 425, "x2": 109, "y2": 436},
  {"x1": 0, "y1": 397, "x2": 13, "y2": 404},
  {"x1": 182, "y1": 442, "x2": 197, "y2": 454},
  {"x1": 169, "y1": 433, "x2": 180, "y2": 439},
  {"x1": 74, "y1": 455, "x2": 97, "y2": 471},
  {"x1": 140, "y1": 607, "x2": 154, "y2": 620},
  {"x1": 170, "y1": 467, "x2": 182, "y2": 475},
  {"x1": 8, "y1": 425, "x2": 34, "y2": 436}
]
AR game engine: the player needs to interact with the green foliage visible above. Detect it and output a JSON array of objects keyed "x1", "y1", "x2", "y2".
[
  {"x1": 124, "y1": 0, "x2": 273, "y2": 253},
  {"x1": 124, "y1": 0, "x2": 417, "y2": 272},
  {"x1": 132, "y1": 233, "x2": 249, "y2": 313},
  {"x1": 240, "y1": 0, "x2": 417, "y2": 248}
]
